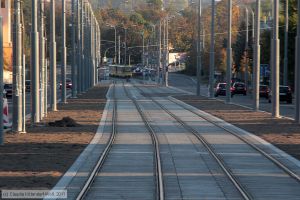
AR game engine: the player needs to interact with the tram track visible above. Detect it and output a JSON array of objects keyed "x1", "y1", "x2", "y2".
[
  {"x1": 167, "y1": 96, "x2": 300, "y2": 184},
  {"x1": 136, "y1": 83, "x2": 300, "y2": 199},
  {"x1": 76, "y1": 82, "x2": 118, "y2": 200},
  {"x1": 138, "y1": 83, "x2": 300, "y2": 184},
  {"x1": 76, "y1": 82, "x2": 164, "y2": 200},
  {"x1": 122, "y1": 82, "x2": 164, "y2": 200},
  {"x1": 134, "y1": 84, "x2": 252, "y2": 200}
]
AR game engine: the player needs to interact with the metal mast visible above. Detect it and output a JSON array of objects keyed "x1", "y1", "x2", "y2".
[
  {"x1": 253, "y1": 0, "x2": 261, "y2": 111},
  {"x1": 226, "y1": 0, "x2": 232, "y2": 103},
  {"x1": 271, "y1": 0, "x2": 280, "y2": 118},
  {"x1": 12, "y1": 0, "x2": 23, "y2": 132},
  {"x1": 209, "y1": 0, "x2": 215, "y2": 98},
  {"x1": 50, "y1": 0, "x2": 57, "y2": 111},
  {"x1": 31, "y1": 0, "x2": 40, "y2": 122}
]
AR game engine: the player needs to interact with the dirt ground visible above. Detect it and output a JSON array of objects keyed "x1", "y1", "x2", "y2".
[
  {"x1": 0, "y1": 85, "x2": 109, "y2": 190},
  {"x1": 175, "y1": 95, "x2": 300, "y2": 160}
]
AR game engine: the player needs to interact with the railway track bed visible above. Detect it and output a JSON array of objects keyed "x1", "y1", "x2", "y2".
[{"x1": 50, "y1": 82, "x2": 300, "y2": 200}]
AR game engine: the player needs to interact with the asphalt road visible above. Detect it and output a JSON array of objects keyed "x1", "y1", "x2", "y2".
[
  {"x1": 7, "y1": 88, "x2": 72, "y2": 122},
  {"x1": 6, "y1": 68, "x2": 73, "y2": 122},
  {"x1": 169, "y1": 73, "x2": 295, "y2": 119}
]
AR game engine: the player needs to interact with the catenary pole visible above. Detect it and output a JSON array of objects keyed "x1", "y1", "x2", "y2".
[
  {"x1": 39, "y1": 0, "x2": 45, "y2": 119},
  {"x1": 77, "y1": 0, "x2": 81, "y2": 94},
  {"x1": 91, "y1": 13, "x2": 95, "y2": 86},
  {"x1": 142, "y1": 31, "x2": 145, "y2": 65},
  {"x1": 166, "y1": 14, "x2": 169, "y2": 87},
  {"x1": 114, "y1": 26, "x2": 117, "y2": 63},
  {"x1": 245, "y1": 8, "x2": 249, "y2": 89},
  {"x1": 271, "y1": 0, "x2": 280, "y2": 118},
  {"x1": 88, "y1": 3, "x2": 91, "y2": 87},
  {"x1": 61, "y1": 0, "x2": 67, "y2": 103},
  {"x1": 209, "y1": 0, "x2": 215, "y2": 98},
  {"x1": 272, "y1": 0, "x2": 280, "y2": 118},
  {"x1": 283, "y1": 0, "x2": 288, "y2": 85},
  {"x1": 85, "y1": 3, "x2": 88, "y2": 90},
  {"x1": 31, "y1": 0, "x2": 40, "y2": 123},
  {"x1": 94, "y1": 11, "x2": 96, "y2": 85},
  {"x1": 12, "y1": 0, "x2": 23, "y2": 132},
  {"x1": 83, "y1": 2, "x2": 86, "y2": 90},
  {"x1": 0, "y1": 17, "x2": 3, "y2": 144},
  {"x1": 21, "y1": 2, "x2": 26, "y2": 131},
  {"x1": 72, "y1": 0, "x2": 77, "y2": 97},
  {"x1": 91, "y1": 8, "x2": 95, "y2": 87},
  {"x1": 163, "y1": 18, "x2": 166, "y2": 86},
  {"x1": 196, "y1": 0, "x2": 201, "y2": 96},
  {"x1": 295, "y1": 0, "x2": 300, "y2": 122},
  {"x1": 50, "y1": 0, "x2": 57, "y2": 111},
  {"x1": 99, "y1": 24, "x2": 101, "y2": 73},
  {"x1": 118, "y1": 35, "x2": 121, "y2": 64},
  {"x1": 86, "y1": 4, "x2": 89, "y2": 88},
  {"x1": 226, "y1": 0, "x2": 232, "y2": 103},
  {"x1": 253, "y1": 0, "x2": 261, "y2": 111},
  {"x1": 87, "y1": 4, "x2": 91, "y2": 89},
  {"x1": 251, "y1": 9, "x2": 255, "y2": 89},
  {"x1": 157, "y1": 20, "x2": 162, "y2": 84},
  {"x1": 124, "y1": 28, "x2": 127, "y2": 65},
  {"x1": 81, "y1": 1, "x2": 85, "y2": 92}
]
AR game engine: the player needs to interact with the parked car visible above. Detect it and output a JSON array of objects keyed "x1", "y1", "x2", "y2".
[
  {"x1": 4, "y1": 84, "x2": 12, "y2": 98},
  {"x1": 25, "y1": 80, "x2": 31, "y2": 92},
  {"x1": 66, "y1": 79, "x2": 72, "y2": 89},
  {"x1": 214, "y1": 83, "x2": 227, "y2": 97},
  {"x1": 59, "y1": 78, "x2": 72, "y2": 89},
  {"x1": 231, "y1": 82, "x2": 247, "y2": 96},
  {"x1": 259, "y1": 85, "x2": 270, "y2": 99},
  {"x1": 268, "y1": 85, "x2": 293, "y2": 104},
  {"x1": 215, "y1": 83, "x2": 235, "y2": 96}
]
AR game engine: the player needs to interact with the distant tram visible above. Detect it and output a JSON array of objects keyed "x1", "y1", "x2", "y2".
[{"x1": 109, "y1": 65, "x2": 132, "y2": 78}]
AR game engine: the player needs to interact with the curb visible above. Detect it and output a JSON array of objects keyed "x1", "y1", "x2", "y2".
[{"x1": 44, "y1": 85, "x2": 113, "y2": 200}]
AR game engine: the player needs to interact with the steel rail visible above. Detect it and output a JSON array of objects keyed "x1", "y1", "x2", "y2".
[
  {"x1": 122, "y1": 82, "x2": 164, "y2": 200},
  {"x1": 168, "y1": 97, "x2": 300, "y2": 184},
  {"x1": 76, "y1": 82, "x2": 117, "y2": 200},
  {"x1": 134, "y1": 85, "x2": 251, "y2": 200}
]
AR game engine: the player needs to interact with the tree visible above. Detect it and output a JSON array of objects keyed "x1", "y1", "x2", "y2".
[{"x1": 147, "y1": 0, "x2": 162, "y2": 9}]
